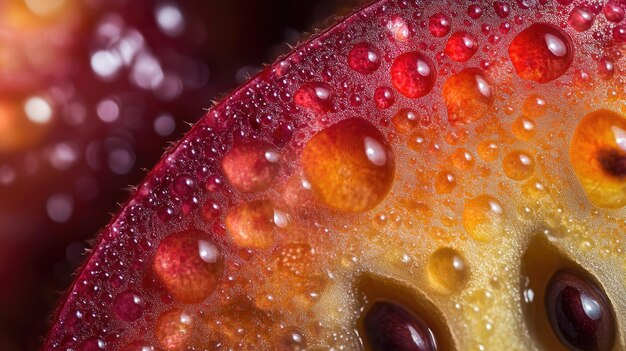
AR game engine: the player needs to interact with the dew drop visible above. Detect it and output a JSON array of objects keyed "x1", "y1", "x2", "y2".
[
  {"x1": 445, "y1": 31, "x2": 478, "y2": 62},
  {"x1": 301, "y1": 118, "x2": 394, "y2": 212},
  {"x1": 434, "y1": 171, "x2": 457, "y2": 194},
  {"x1": 294, "y1": 82, "x2": 333, "y2": 113},
  {"x1": 153, "y1": 230, "x2": 223, "y2": 303},
  {"x1": 391, "y1": 52, "x2": 436, "y2": 98},
  {"x1": 494, "y1": 1, "x2": 511, "y2": 18},
  {"x1": 156, "y1": 309, "x2": 193, "y2": 351},
  {"x1": 604, "y1": 2, "x2": 625, "y2": 23},
  {"x1": 568, "y1": 6, "x2": 595, "y2": 32},
  {"x1": 222, "y1": 141, "x2": 280, "y2": 193},
  {"x1": 429, "y1": 13, "x2": 451, "y2": 37},
  {"x1": 374, "y1": 86, "x2": 395, "y2": 110},
  {"x1": 113, "y1": 290, "x2": 144, "y2": 322},
  {"x1": 392, "y1": 108, "x2": 418, "y2": 133},
  {"x1": 427, "y1": 248, "x2": 469, "y2": 294},
  {"x1": 348, "y1": 42, "x2": 381, "y2": 74},
  {"x1": 503, "y1": 150, "x2": 535, "y2": 180},
  {"x1": 225, "y1": 200, "x2": 275, "y2": 249},
  {"x1": 509, "y1": 24, "x2": 573, "y2": 83},
  {"x1": 172, "y1": 175, "x2": 195, "y2": 197},
  {"x1": 462, "y1": 195, "x2": 504, "y2": 242},
  {"x1": 443, "y1": 68, "x2": 493, "y2": 126}
]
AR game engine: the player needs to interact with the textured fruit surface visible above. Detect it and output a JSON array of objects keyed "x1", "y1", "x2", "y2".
[{"x1": 46, "y1": 0, "x2": 626, "y2": 350}]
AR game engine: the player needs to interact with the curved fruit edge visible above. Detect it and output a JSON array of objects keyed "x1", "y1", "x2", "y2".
[{"x1": 43, "y1": 0, "x2": 384, "y2": 348}]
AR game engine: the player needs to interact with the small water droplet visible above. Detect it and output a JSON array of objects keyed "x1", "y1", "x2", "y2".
[
  {"x1": 463, "y1": 195, "x2": 504, "y2": 241},
  {"x1": 347, "y1": 42, "x2": 381, "y2": 74},
  {"x1": 429, "y1": 13, "x2": 451, "y2": 37},
  {"x1": 427, "y1": 248, "x2": 469, "y2": 294}
]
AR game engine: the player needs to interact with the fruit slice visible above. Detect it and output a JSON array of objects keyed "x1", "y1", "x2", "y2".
[{"x1": 45, "y1": 0, "x2": 626, "y2": 350}]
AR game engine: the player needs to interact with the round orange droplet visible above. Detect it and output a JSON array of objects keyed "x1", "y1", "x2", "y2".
[
  {"x1": 222, "y1": 141, "x2": 280, "y2": 193},
  {"x1": 462, "y1": 195, "x2": 504, "y2": 242},
  {"x1": 443, "y1": 68, "x2": 494, "y2": 126},
  {"x1": 503, "y1": 150, "x2": 535, "y2": 180},
  {"x1": 434, "y1": 171, "x2": 457, "y2": 194},
  {"x1": 301, "y1": 118, "x2": 394, "y2": 212},
  {"x1": 392, "y1": 108, "x2": 419, "y2": 133},
  {"x1": 570, "y1": 110, "x2": 626, "y2": 208},
  {"x1": 509, "y1": 23, "x2": 573, "y2": 83},
  {"x1": 391, "y1": 51, "x2": 436, "y2": 98},
  {"x1": 153, "y1": 229, "x2": 223, "y2": 303},
  {"x1": 225, "y1": 199, "x2": 275, "y2": 249},
  {"x1": 156, "y1": 309, "x2": 193, "y2": 351}
]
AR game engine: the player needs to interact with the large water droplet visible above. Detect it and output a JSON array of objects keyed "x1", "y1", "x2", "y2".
[
  {"x1": 509, "y1": 24, "x2": 573, "y2": 83},
  {"x1": 294, "y1": 82, "x2": 333, "y2": 113},
  {"x1": 222, "y1": 141, "x2": 280, "y2": 193},
  {"x1": 503, "y1": 150, "x2": 535, "y2": 180},
  {"x1": 443, "y1": 68, "x2": 493, "y2": 126},
  {"x1": 153, "y1": 230, "x2": 223, "y2": 303},
  {"x1": 301, "y1": 118, "x2": 394, "y2": 212},
  {"x1": 391, "y1": 52, "x2": 436, "y2": 98}
]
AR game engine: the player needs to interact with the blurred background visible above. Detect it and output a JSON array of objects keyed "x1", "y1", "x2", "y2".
[{"x1": 0, "y1": 0, "x2": 361, "y2": 349}]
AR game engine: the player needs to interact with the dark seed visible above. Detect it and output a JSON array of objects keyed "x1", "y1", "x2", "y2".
[
  {"x1": 545, "y1": 269, "x2": 615, "y2": 351},
  {"x1": 596, "y1": 148, "x2": 626, "y2": 179},
  {"x1": 364, "y1": 301, "x2": 436, "y2": 351}
]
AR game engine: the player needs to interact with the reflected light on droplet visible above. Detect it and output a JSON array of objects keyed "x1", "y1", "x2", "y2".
[
  {"x1": 24, "y1": 96, "x2": 52, "y2": 124},
  {"x1": 155, "y1": 4, "x2": 185, "y2": 37},
  {"x1": 154, "y1": 114, "x2": 176, "y2": 136},
  {"x1": 198, "y1": 240, "x2": 219, "y2": 263},
  {"x1": 47, "y1": 193, "x2": 74, "y2": 223}
]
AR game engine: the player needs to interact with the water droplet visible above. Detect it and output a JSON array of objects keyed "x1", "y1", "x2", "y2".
[
  {"x1": 445, "y1": 31, "x2": 478, "y2": 62},
  {"x1": 392, "y1": 108, "x2": 418, "y2": 133},
  {"x1": 509, "y1": 24, "x2": 573, "y2": 83},
  {"x1": 222, "y1": 141, "x2": 280, "y2": 193},
  {"x1": 435, "y1": 171, "x2": 457, "y2": 194},
  {"x1": 429, "y1": 13, "x2": 451, "y2": 37},
  {"x1": 512, "y1": 117, "x2": 536, "y2": 140},
  {"x1": 348, "y1": 42, "x2": 381, "y2": 74},
  {"x1": 374, "y1": 86, "x2": 395, "y2": 110},
  {"x1": 494, "y1": 1, "x2": 511, "y2": 18},
  {"x1": 468, "y1": 4, "x2": 483, "y2": 19},
  {"x1": 598, "y1": 58, "x2": 615, "y2": 80},
  {"x1": 522, "y1": 94, "x2": 547, "y2": 118},
  {"x1": 568, "y1": 6, "x2": 595, "y2": 32},
  {"x1": 462, "y1": 195, "x2": 504, "y2": 241},
  {"x1": 443, "y1": 68, "x2": 493, "y2": 126},
  {"x1": 153, "y1": 230, "x2": 223, "y2": 303},
  {"x1": 503, "y1": 150, "x2": 535, "y2": 180},
  {"x1": 301, "y1": 118, "x2": 394, "y2": 212},
  {"x1": 387, "y1": 17, "x2": 410, "y2": 42},
  {"x1": 294, "y1": 82, "x2": 333, "y2": 113},
  {"x1": 604, "y1": 2, "x2": 625, "y2": 23},
  {"x1": 113, "y1": 290, "x2": 144, "y2": 322},
  {"x1": 477, "y1": 140, "x2": 499, "y2": 161},
  {"x1": 427, "y1": 248, "x2": 469, "y2": 294},
  {"x1": 450, "y1": 148, "x2": 475, "y2": 170},
  {"x1": 172, "y1": 175, "x2": 195, "y2": 197},
  {"x1": 225, "y1": 200, "x2": 275, "y2": 249},
  {"x1": 391, "y1": 52, "x2": 436, "y2": 98},
  {"x1": 156, "y1": 309, "x2": 193, "y2": 351}
]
